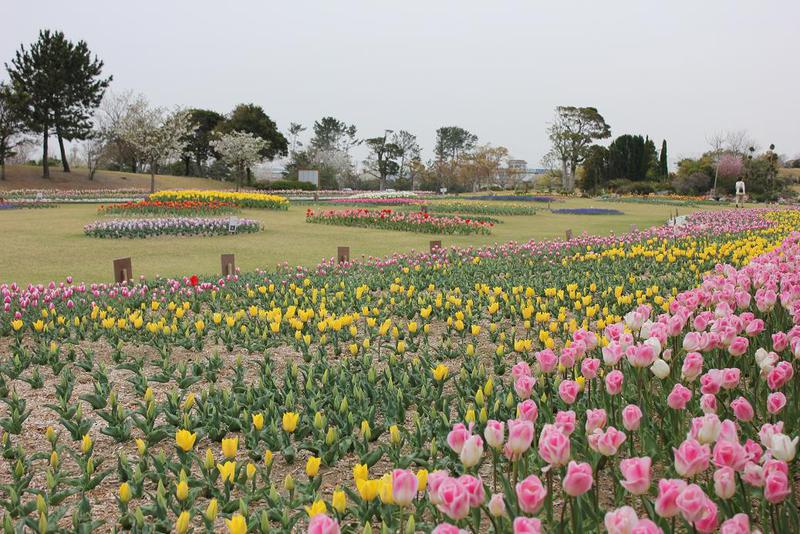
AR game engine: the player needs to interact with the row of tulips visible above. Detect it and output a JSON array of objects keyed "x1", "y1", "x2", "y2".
[
  {"x1": 97, "y1": 200, "x2": 240, "y2": 217},
  {"x1": 0, "y1": 208, "x2": 798, "y2": 532},
  {"x1": 83, "y1": 217, "x2": 261, "y2": 239},
  {"x1": 148, "y1": 190, "x2": 289, "y2": 210},
  {"x1": 305, "y1": 208, "x2": 493, "y2": 235}
]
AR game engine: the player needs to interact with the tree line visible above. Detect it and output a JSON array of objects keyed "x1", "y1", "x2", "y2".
[{"x1": 0, "y1": 29, "x2": 793, "y2": 197}]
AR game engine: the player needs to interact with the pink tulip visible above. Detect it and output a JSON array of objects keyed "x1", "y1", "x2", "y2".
[
  {"x1": 507, "y1": 419, "x2": 534, "y2": 456},
  {"x1": 772, "y1": 331, "x2": 788, "y2": 352},
  {"x1": 436, "y1": 477, "x2": 470, "y2": 520},
  {"x1": 538, "y1": 424, "x2": 570, "y2": 466},
  {"x1": 554, "y1": 410, "x2": 577, "y2": 435},
  {"x1": 562, "y1": 461, "x2": 593, "y2": 496},
  {"x1": 728, "y1": 336, "x2": 749, "y2": 356},
  {"x1": 427, "y1": 470, "x2": 450, "y2": 504},
  {"x1": 447, "y1": 423, "x2": 470, "y2": 454},
  {"x1": 719, "y1": 513, "x2": 751, "y2": 534},
  {"x1": 308, "y1": 514, "x2": 340, "y2": 534},
  {"x1": 681, "y1": 352, "x2": 704, "y2": 381},
  {"x1": 484, "y1": 420, "x2": 505, "y2": 449},
  {"x1": 488, "y1": 493, "x2": 507, "y2": 517},
  {"x1": 673, "y1": 439, "x2": 710, "y2": 477},
  {"x1": 699, "y1": 369, "x2": 723, "y2": 394},
  {"x1": 517, "y1": 399, "x2": 539, "y2": 422},
  {"x1": 764, "y1": 468, "x2": 791, "y2": 503},
  {"x1": 605, "y1": 370, "x2": 624, "y2": 395},
  {"x1": 584, "y1": 408, "x2": 607, "y2": 433},
  {"x1": 619, "y1": 457, "x2": 651, "y2": 495},
  {"x1": 432, "y1": 523, "x2": 468, "y2": 534},
  {"x1": 654, "y1": 478, "x2": 687, "y2": 518},
  {"x1": 676, "y1": 483, "x2": 707, "y2": 522},
  {"x1": 700, "y1": 393, "x2": 717, "y2": 414},
  {"x1": 558, "y1": 380, "x2": 579, "y2": 405},
  {"x1": 515, "y1": 474, "x2": 547, "y2": 514},
  {"x1": 588, "y1": 426, "x2": 626, "y2": 456},
  {"x1": 604, "y1": 506, "x2": 639, "y2": 534},
  {"x1": 730, "y1": 397, "x2": 754, "y2": 422},
  {"x1": 459, "y1": 435, "x2": 484, "y2": 468},
  {"x1": 512, "y1": 517, "x2": 542, "y2": 534},
  {"x1": 631, "y1": 519, "x2": 664, "y2": 534},
  {"x1": 621, "y1": 404, "x2": 643, "y2": 431},
  {"x1": 515, "y1": 375, "x2": 535, "y2": 400},
  {"x1": 511, "y1": 361, "x2": 532, "y2": 379},
  {"x1": 712, "y1": 438, "x2": 748, "y2": 471},
  {"x1": 694, "y1": 497, "x2": 718, "y2": 534},
  {"x1": 535, "y1": 349, "x2": 557, "y2": 373},
  {"x1": 580, "y1": 357, "x2": 600, "y2": 379},
  {"x1": 666, "y1": 383, "x2": 692, "y2": 410},
  {"x1": 713, "y1": 467, "x2": 736, "y2": 499},
  {"x1": 392, "y1": 469, "x2": 419, "y2": 506},
  {"x1": 721, "y1": 368, "x2": 741, "y2": 389},
  {"x1": 457, "y1": 475, "x2": 485, "y2": 507}
]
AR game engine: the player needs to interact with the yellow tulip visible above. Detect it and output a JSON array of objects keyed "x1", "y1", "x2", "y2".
[
  {"x1": 205, "y1": 498, "x2": 218, "y2": 522},
  {"x1": 118, "y1": 482, "x2": 131, "y2": 504},
  {"x1": 221, "y1": 437, "x2": 238, "y2": 459},
  {"x1": 175, "y1": 429, "x2": 197, "y2": 452},
  {"x1": 379, "y1": 473, "x2": 394, "y2": 504},
  {"x1": 225, "y1": 513, "x2": 247, "y2": 534},
  {"x1": 416, "y1": 469, "x2": 428, "y2": 492},
  {"x1": 389, "y1": 425, "x2": 401, "y2": 445},
  {"x1": 305, "y1": 499, "x2": 327, "y2": 517},
  {"x1": 306, "y1": 456, "x2": 321, "y2": 478},
  {"x1": 332, "y1": 488, "x2": 347, "y2": 513},
  {"x1": 252, "y1": 413, "x2": 264, "y2": 430},
  {"x1": 80, "y1": 434, "x2": 93, "y2": 454},
  {"x1": 432, "y1": 364, "x2": 449, "y2": 381},
  {"x1": 356, "y1": 478, "x2": 380, "y2": 501},
  {"x1": 282, "y1": 411, "x2": 299, "y2": 433},
  {"x1": 217, "y1": 461, "x2": 236, "y2": 484},
  {"x1": 264, "y1": 449, "x2": 274, "y2": 466},
  {"x1": 176, "y1": 480, "x2": 189, "y2": 501},
  {"x1": 175, "y1": 511, "x2": 190, "y2": 534},
  {"x1": 353, "y1": 463, "x2": 369, "y2": 483},
  {"x1": 246, "y1": 462, "x2": 257, "y2": 480}
]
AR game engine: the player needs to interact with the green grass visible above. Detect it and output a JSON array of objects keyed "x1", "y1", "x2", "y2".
[{"x1": 0, "y1": 198, "x2": 727, "y2": 285}]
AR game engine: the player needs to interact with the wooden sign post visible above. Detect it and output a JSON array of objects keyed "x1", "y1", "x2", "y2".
[
  {"x1": 565, "y1": 229, "x2": 573, "y2": 241},
  {"x1": 113, "y1": 257, "x2": 133, "y2": 284},
  {"x1": 221, "y1": 254, "x2": 235, "y2": 276},
  {"x1": 337, "y1": 246, "x2": 350, "y2": 263},
  {"x1": 430, "y1": 240, "x2": 441, "y2": 252}
]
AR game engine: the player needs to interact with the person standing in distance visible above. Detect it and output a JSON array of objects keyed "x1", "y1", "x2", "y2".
[{"x1": 735, "y1": 178, "x2": 746, "y2": 208}]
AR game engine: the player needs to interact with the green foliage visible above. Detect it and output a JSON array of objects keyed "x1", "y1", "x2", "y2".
[
  {"x1": 6, "y1": 29, "x2": 111, "y2": 175},
  {"x1": 180, "y1": 109, "x2": 224, "y2": 175},
  {"x1": 255, "y1": 180, "x2": 317, "y2": 192},
  {"x1": 217, "y1": 104, "x2": 288, "y2": 161},
  {"x1": 434, "y1": 126, "x2": 477, "y2": 162},
  {"x1": 607, "y1": 134, "x2": 659, "y2": 182},
  {"x1": 659, "y1": 140, "x2": 668, "y2": 178}
]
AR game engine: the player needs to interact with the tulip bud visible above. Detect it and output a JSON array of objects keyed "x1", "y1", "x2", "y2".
[
  {"x1": 283, "y1": 474, "x2": 295, "y2": 492},
  {"x1": 205, "y1": 498, "x2": 218, "y2": 522},
  {"x1": 651, "y1": 358, "x2": 670, "y2": 379}
]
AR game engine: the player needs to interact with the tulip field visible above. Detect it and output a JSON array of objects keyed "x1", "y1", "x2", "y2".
[{"x1": 1, "y1": 205, "x2": 800, "y2": 533}]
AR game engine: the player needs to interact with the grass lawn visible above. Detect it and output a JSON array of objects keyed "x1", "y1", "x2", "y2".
[{"x1": 0, "y1": 197, "x2": 730, "y2": 285}]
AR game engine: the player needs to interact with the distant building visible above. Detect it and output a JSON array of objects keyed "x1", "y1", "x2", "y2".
[{"x1": 499, "y1": 159, "x2": 546, "y2": 186}]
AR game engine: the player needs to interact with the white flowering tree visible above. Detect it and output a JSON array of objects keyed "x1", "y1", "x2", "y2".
[
  {"x1": 211, "y1": 130, "x2": 268, "y2": 191},
  {"x1": 115, "y1": 99, "x2": 192, "y2": 192}
]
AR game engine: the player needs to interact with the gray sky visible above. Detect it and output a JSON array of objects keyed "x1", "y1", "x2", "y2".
[{"x1": 3, "y1": 0, "x2": 799, "y2": 168}]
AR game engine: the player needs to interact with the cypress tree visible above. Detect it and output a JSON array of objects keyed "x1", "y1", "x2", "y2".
[{"x1": 659, "y1": 139, "x2": 668, "y2": 178}]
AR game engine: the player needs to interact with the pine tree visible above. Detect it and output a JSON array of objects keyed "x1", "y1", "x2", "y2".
[
  {"x1": 6, "y1": 29, "x2": 111, "y2": 177},
  {"x1": 659, "y1": 140, "x2": 668, "y2": 178}
]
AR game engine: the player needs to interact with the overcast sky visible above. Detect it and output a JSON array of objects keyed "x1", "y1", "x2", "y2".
[{"x1": 3, "y1": 0, "x2": 799, "y2": 168}]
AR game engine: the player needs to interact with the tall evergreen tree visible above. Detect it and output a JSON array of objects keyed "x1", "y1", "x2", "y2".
[
  {"x1": 659, "y1": 139, "x2": 668, "y2": 178},
  {"x1": 6, "y1": 30, "x2": 111, "y2": 177}
]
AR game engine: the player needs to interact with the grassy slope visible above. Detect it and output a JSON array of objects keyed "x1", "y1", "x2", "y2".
[
  {"x1": 0, "y1": 198, "x2": 725, "y2": 285},
  {"x1": 0, "y1": 164, "x2": 235, "y2": 191}
]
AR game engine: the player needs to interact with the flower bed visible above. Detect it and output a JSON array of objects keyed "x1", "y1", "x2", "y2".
[
  {"x1": 305, "y1": 207, "x2": 493, "y2": 234},
  {"x1": 1, "y1": 188, "x2": 148, "y2": 203},
  {"x1": 0, "y1": 200, "x2": 56, "y2": 210},
  {"x1": 427, "y1": 200, "x2": 537, "y2": 216},
  {"x1": 470, "y1": 194, "x2": 556, "y2": 202},
  {"x1": 0, "y1": 207, "x2": 799, "y2": 533},
  {"x1": 84, "y1": 217, "x2": 261, "y2": 238},
  {"x1": 552, "y1": 207, "x2": 624, "y2": 215},
  {"x1": 98, "y1": 200, "x2": 240, "y2": 216},
  {"x1": 149, "y1": 190, "x2": 289, "y2": 209},
  {"x1": 325, "y1": 198, "x2": 426, "y2": 206}
]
